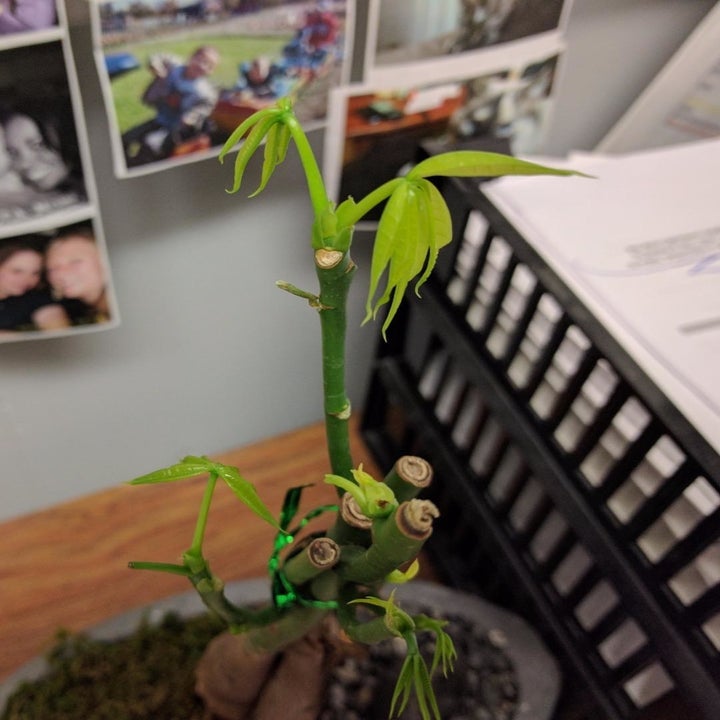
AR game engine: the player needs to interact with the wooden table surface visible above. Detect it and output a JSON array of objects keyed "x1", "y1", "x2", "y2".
[{"x1": 0, "y1": 421, "x2": 381, "y2": 682}]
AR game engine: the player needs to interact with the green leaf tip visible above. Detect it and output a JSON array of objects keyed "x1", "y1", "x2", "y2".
[
  {"x1": 324, "y1": 463, "x2": 397, "y2": 518},
  {"x1": 408, "y1": 149, "x2": 589, "y2": 180}
]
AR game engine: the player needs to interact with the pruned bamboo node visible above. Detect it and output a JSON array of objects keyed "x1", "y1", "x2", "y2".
[
  {"x1": 315, "y1": 248, "x2": 344, "y2": 269},
  {"x1": 341, "y1": 493, "x2": 373, "y2": 530},
  {"x1": 395, "y1": 456, "x2": 433, "y2": 488},
  {"x1": 308, "y1": 537, "x2": 340, "y2": 569},
  {"x1": 397, "y1": 499, "x2": 439, "y2": 541},
  {"x1": 331, "y1": 402, "x2": 352, "y2": 420}
]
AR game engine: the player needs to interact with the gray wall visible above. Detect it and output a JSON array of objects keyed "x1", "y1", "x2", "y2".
[{"x1": 0, "y1": 0, "x2": 715, "y2": 521}]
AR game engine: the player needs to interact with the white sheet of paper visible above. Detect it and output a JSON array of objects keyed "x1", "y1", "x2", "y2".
[{"x1": 484, "y1": 138, "x2": 720, "y2": 454}]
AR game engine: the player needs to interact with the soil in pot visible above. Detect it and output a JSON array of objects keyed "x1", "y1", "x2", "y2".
[{"x1": 1, "y1": 608, "x2": 519, "y2": 720}]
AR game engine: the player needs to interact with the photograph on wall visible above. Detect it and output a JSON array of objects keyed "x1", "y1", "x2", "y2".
[
  {"x1": 0, "y1": 42, "x2": 89, "y2": 228},
  {"x1": 91, "y1": 0, "x2": 354, "y2": 178},
  {"x1": 0, "y1": 220, "x2": 119, "y2": 343},
  {"x1": 365, "y1": 0, "x2": 569, "y2": 72},
  {"x1": 325, "y1": 51, "x2": 562, "y2": 221},
  {"x1": 0, "y1": 0, "x2": 58, "y2": 39}
]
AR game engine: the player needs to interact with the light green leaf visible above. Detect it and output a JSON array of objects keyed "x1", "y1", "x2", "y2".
[
  {"x1": 324, "y1": 464, "x2": 396, "y2": 518},
  {"x1": 128, "y1": 456, "x2": 213, "y2": 485},
  {"x1": 363, "y1": 181, "x2": 409, "y2": 325},
  {"x1": 385, "y1": 558, "x2": 420, "y2": 585},
  {"x1": 226, "y1": 113, "x2": 280, "y2": 195},
  {"x1": 374, "y1": 186, "x2": 426, "y2": 337},
  {"x1": 390, "y1": 654, "x2": 414, "y2": 718},
  {"x1": 414, "y1": 180, "x2": 451, "y2": 292},
  {"x1": 218, "y1": 106, "x2": 276, "y2": 163},
  {"x1": 252, "y1": 121, "x2": 291, "y2": 197},
  {"x1": 389, "y1": 654, "x2": 441, "y2": 720},
  {"x1": 364, "y1": 179, "x2": 451, "y2": 338},
  {"x1": 408, "y1": 150, "x2": 589, "y2": 180},
  {"x1": 212, "y1": 463, "x2": 281, "y2": 530},
  {"x1": 415, "y1": 615, "x2": 457, "y2": 677}
]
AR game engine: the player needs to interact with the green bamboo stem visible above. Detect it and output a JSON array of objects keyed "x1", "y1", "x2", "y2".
[
  {"x1": 337, "y1": 177, "x2": 404, "y2": 229},
  {"x1": 244, "y1": 606, "x2": 329, "y2": 654},
  {"x1": 340, "y1": 500, "x2": 439, "y2": 585},
  {"x1": 315, "y1": 247, "x2": 356, "y2": 480},
  {"x1": 337, "y1": 602, "x2": 397, "y2": 645},
  {"x1": 190, "y1": 472, "x2": 218, "y2": 553}
]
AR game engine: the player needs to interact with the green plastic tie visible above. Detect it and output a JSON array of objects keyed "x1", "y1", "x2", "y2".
[{"x1": 268, "y1": 485, "x2": 338, "y2": 610}]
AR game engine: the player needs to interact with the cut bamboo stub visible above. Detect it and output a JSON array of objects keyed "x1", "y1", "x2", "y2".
[
  {"x1": 396, "y1": 456, "x2": 433, "y2": 487},
  {"x1": 385, "y1": 456, "x2": 434, "y2": 503},
  {"x1": 314, "y1": 248, "x2": 344, "y2": 269},
  {"x1": 340, "y1": 492, "x2": 373, "y2": 529},
  {"x1": 397, "y1": 499, "x2": 439, "y2": 541},
  {"x1": 308, "y1": 537, "x2": 340, "y2": 568},
  {"x1": 283, "y1": 537, "x2": 341, "y2": 587}
]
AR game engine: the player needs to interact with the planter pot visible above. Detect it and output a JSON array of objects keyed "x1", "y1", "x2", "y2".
[{"x1": 0, "y1": 579, "x2": 560, "y2": 719}]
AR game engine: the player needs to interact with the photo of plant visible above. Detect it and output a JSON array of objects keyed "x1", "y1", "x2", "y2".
[{"x1": 92, "y1": 0, "x2": 353, "y2": 177}]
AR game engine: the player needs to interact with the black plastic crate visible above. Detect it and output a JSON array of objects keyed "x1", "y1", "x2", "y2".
[{"x1": 361, "y1": 174, "x2": 720, "y2": 720}]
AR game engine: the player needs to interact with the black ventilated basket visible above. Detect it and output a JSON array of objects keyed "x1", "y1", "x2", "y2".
[{"x1": 360, "y1": 170, "x2": 720, "y2": 720}]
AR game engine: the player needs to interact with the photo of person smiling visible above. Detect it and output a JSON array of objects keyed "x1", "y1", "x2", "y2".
[
  {"x1": 45, "y1": 226, "x2": 111, "y2": 325},
  {"x1": 0, "y1": 99, "x2": 87, "y2": 222}
]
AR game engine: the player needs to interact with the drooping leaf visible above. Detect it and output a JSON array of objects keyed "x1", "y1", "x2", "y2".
[
  {"x1": 212, "y1": 462, "x2": 281, "y2": 530},
  {"x1": 390, "y1": 656, "x2": 415, "y2": 718},
  {"x1": 364, "y1": 179, "x2": 449, "y2": 337},
  {"x1": 218, "y1": 106, "x2": 276, "y2": 163},
  {"x1": 408, "y1": 150, "x2": 589, "y2": 180},
  {"x1": 374, "y1": 185, "x2": 426, "y2": 337},
  {"x1": 363, "y1": 181, "x2": 409, "y2": 325},
  {"x1": 252, "y1": 120, "x2": 292, "y2": 197},
  {"x1": 389, "y1": 653, "x2": 440, "y2": 720},
  {"x1": 413, "y1": 180, "x2": 452, "y2": 292},
  {"x1": 414, "y1": 615, "x2": 457, "y2": 677},
  {"x1": 225, "y1": 112, "x2": 281, "y2": 195}
]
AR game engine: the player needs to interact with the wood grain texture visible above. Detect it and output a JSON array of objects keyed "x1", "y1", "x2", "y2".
[{"x1": 0, "y1": 421, "x2": 380, "y2": 681}]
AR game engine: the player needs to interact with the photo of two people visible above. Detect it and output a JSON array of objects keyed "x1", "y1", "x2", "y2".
[{"x1": 0, "y1": 222, "x2": 113, "y2": 341}]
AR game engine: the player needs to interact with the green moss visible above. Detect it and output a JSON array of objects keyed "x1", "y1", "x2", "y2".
[{"x1": 2, "y1": 613, "x2": 225, "y2": 720}]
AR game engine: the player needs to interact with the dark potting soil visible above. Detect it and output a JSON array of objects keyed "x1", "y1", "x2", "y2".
[{"x1": 2, "y1": 609, "x2": 519, "y2": 720}]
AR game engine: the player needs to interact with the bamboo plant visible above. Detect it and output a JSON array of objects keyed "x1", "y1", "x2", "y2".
[{"x1": 128, "y1": 98, "x2": 579, "y2": 720}]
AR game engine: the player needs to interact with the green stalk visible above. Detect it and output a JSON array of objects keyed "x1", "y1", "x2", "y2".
[
  {"x1": 315, "y1": 247, "x2": 356, "y2": 480},
  {"x1": 340, "y1": 500, "x2": 438, "y2": 584},
  {"x1": 286, "y1": 115, "x2": 330, "y2": 225},
  {"x1": 191, "y1": 472, "x2": 218, "y2": 554},
  {"x1": 244, "y1": 606, "x2": 328, "y2": 654},
  {"x1": 337, "y1": 177, "x2": 404, "y2": 229}
]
